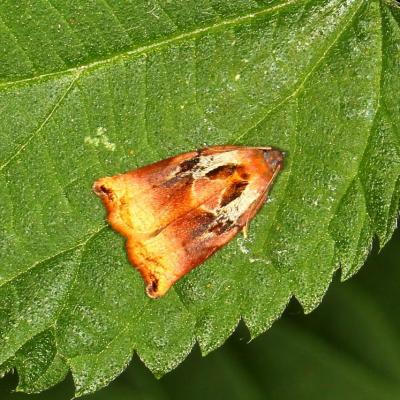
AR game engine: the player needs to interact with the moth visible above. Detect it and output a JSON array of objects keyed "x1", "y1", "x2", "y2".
[{"x1": 93, "y1": 145, "x2": 284, "y2": 298}]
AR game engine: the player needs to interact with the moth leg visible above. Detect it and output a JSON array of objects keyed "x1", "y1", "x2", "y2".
[{"x1": 242, "y1": 222, "x2": 249, "y2": 239}]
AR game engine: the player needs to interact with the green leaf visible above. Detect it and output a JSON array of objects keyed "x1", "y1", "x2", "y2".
[
  {"x1": 0, "y1": 0, "x2": 399, "y2": 396},
  {"x1": 2, "y1": 232, "x2": 399, "y2": 400}
]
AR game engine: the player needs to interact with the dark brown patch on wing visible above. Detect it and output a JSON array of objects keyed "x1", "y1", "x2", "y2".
[
  {"x1": 220, "y1": 181, "x2": 248, "y2": 207},
  {"x1": 146, "y1": 273, "x2": 160, "y2": 298},
  {"x1": 236, "y1": 165, "x2": 250, "y2": 180},
  {"x1": 190, "y1": 210, "x2": 216, "y2": 238},
  {"x1": 161, "y1": 156, "x2": 200, "y2": 188},
  {"x1": 93, "y1": 184, "x2": 115, "y2": 201},
  {"x1": 162, "y1": 173, "x2": 193, "y2": 188},
  {"x1": 205, "y1": 164, "x2": 237, "y2": 180},
  {"x1": 208, "y1": 219, "x2": 234, "y2": 235},
  {"x1": 179, "y1": 156, "x2": 200, "y2": 172}
]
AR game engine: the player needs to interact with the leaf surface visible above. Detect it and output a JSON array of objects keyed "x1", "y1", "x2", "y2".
[{"x1": 0, "y1": 0, "x2": 399, "y2": 396}]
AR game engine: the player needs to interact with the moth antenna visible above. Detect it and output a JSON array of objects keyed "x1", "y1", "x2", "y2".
[
  {"x1": 259, "y1": 162, "x2": 283, "y2": 206},
  {"x1": 271, "y1": 163, "x2": 283, "y2": 181}
]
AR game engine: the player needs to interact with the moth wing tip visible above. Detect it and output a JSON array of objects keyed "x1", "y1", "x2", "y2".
[
  {"x1": 145, "y1": 275, "x2": 169, "y2": 299},
  {"x1": 146, "y1": 285, "x2": 161, "y2": 299}
]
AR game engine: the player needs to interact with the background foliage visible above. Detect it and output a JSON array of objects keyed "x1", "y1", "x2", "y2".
[
  {"x1": 0, "y1": 0, "x2": 399, "y2": 396},
  {"x1": 1, "y1": 230, "x2": 399, "y2": 399}
]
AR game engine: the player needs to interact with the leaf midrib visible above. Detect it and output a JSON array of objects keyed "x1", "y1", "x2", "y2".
[{"x1": 0, "y1": 0, "x2": 300, "y2": 90}]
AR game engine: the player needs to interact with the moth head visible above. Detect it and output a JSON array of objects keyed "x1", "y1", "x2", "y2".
[{"x1": 262, "y1": 148, "x2": 284, "y2": 173}]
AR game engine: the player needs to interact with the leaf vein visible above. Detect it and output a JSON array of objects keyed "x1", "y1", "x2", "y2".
[
  {"x1": 233, "y1": 0, "x2": 365, "y2": 144},
  {"x1": 0, "y1": 0, "x2": 301, "y2": 89},
  {"x1": 0, "y1": 73, "x2": 81, "y2": 172},
  {"x1": 0, "y1": 225, "x2": 106, "y2": 289}
]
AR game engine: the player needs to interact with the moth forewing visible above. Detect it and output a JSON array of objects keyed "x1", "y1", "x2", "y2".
[{"x1": 93, "y1": 145, "x2": 284, "y2": 298}]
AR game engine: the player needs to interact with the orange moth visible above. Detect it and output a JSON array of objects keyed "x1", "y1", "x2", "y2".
[{"x1": 93, "y1": 146, "x2": 284, "y2": 298}]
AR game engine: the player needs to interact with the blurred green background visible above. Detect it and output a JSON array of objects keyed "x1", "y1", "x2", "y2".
[{"x1": 1, "y1": 229, "x2": 399, "y2": 400}]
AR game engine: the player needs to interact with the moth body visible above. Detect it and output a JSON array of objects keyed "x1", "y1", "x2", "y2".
[{"x1": 94, "y1": 145, "x2": 284, "y2": 298}]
